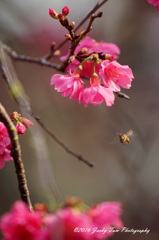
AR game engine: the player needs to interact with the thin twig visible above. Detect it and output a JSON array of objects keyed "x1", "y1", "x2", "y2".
[
  {"x1": 77, "y1": 12, "x2": 103, "y2": 45},
  {"x1": 115, "y1": 92, "x2": 130, "y2": 100},
  {"x1": 0, "y1": 103, "x2": 33, "y2": 211},
  {"x1": 0, "y1": 40, "x2": 94, "y2": 168},
  {"x1": 3, "y1": 44, "x2": 60, "y2": 70},
  {"x1": 46, "y1": 0, "x2": 109, "y2": 59},
  {"x1": 34, "y1": 116, "x2": 94, "y2": 167},
  {"x1": 59, "y1": 12, "x2": 103, "y2": 72}
]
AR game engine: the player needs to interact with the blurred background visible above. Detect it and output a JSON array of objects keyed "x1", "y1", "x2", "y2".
[{"x1": 0, "y1": 0, "x2": 159, "y2": 239}]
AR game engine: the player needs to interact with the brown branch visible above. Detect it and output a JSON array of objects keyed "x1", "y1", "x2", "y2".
[
  {"x1": 59, "y1": 12, "x2": 103, "y2": 72},
  {"x1": 0, "y1": 40, "x2": 94, "y2": 168},
  {"x1": 115, "y1": 91, "x2": 130, "y2": 100},
  {"x1": 46, "y1": 0, "x2": 109, "y2": 59},
  {"x1": 77, "y1": 12, "x2": 103, "y2": 44},
  {"x1": 33, "y1": 116, "x2": 94, "y2": 167},
  {"x1": 2, "y1": 43, "x2": 60, "y2": 70},
  {"x1": 0, "y1": 103, "x2": 33, "y2": 211}
]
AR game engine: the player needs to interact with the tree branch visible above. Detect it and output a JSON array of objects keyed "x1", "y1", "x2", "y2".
[
  {"x1": 0, "y1": 103, "x2": 33, "y2": 211},
  {"x1": 0, "y1": 40, "x2": 94, "y2": 168},
  {"x1": 46, "y1": 0, "x2": 109, "y2": 59}
]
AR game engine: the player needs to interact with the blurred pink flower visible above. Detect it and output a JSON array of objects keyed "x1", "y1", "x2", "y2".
[
  {"x1": 39, "y1": 209, "x2": 92, "y2": 240},
  {"x1": 50, "y1": 72, "x2": 84, "y2": 99},
  {"x1": 0, "y1": 122, "x2": 13, "y2": 169},
  {"x1": 0, "y1": 200, "x2": 123, "y2": 240},
  {"x1": 16, "y1": 122, "x2": 26, "y2": 135},
  {"x1": 0, "y1": 201, "x2": 43, "y2": 240},
  {"x1": 99, "y1": 60, "x2": 134, "y2": 92},
  {"x1": 21, "y1": 117, "x2": 34, "y2": 129},
  {"x1": 146, "y1": 0, "x2": 159, "y2": 9},
  {"x1": 88, "y1": 202, "x2": 123, "y2": 239}
]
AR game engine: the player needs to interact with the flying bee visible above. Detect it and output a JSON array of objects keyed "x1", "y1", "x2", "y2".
[{"x1": 118, "y1": 130, "x2": 134, "y2": 145}]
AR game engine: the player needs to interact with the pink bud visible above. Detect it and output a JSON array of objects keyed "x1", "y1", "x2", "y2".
[
  {"x1": 58, "y1": 13, "x2": 64, "y2": 20},
  {"x1": 21, "y1": 117, "x2": 34, "y2": 128},
  {"x1": 106, "y1": 54, "x2": 115, "y2": 61},
  {"x1": 49, "y1": 8, "x2": 58, "y2": 19},
  {"x1": 16, "y1": 122, "x2": 26, "y2": 135},
  {"x1": 62, "y1": 6, "x2": 70, "y2": 16}
]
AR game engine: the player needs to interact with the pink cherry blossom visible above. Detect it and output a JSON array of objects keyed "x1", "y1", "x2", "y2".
[
  {"x1": 39, "y1": 209, "x2": 92, "y2": 240},
  {"x1": 0, "y1": 201, "x2": 43, "y2": 240},
  {"x1": 0, "y1": 200, "x2": 123, "y2": 240},
  {"x1": 79, "y1": 75, "x2": 115, "y2": 107},
  {"x1": 61, "y1": 37, "x2": 120, "y2": 75},
  {"x1": 16, "y1": 122, "x2": 26, "y2": 134},
  {"x1": 99, "y1": 60, "x2": 134, "y2": 92},
  {"x1": 50, "y1": 72, "x2": 84, "y2": 100},
  {"x1": 146, "y1": 0, "x2": 159, "y2": 9},
  {"x1": 88, "y1": 202, "x2": 123, "y2": 239},
  {"x1": 74, "y1": 37, "x2": 120, "y2": 59},
  {"x1": 0, "y1": 122, "x2": 13, "y2": 169}
]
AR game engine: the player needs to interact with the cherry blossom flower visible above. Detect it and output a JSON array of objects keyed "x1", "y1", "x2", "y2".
[
  {"x1": 61, "y1": 37, "x2": 120, "y2": 76},
  {"x1": 146, "y1": 0, "x2": 159, "y2": 9},
  {"x1": 39, "y1": 209, "x2": 92, "y2": 240},
  {"x1": 50, "y1": 71, "x2": 84, "y2": 100},
  {"x1": 0, "y1": 201, "x2": 43, "y2": 240},
  {"x1": 88, "y1": 202, "x2": 123, "y2": 239},
  {"x1": 99, "y1": 60, "x2": 134, "y2": 92},
  {"x1": 0, "y1": 200, "x2": 123, "y2": 240},
  {"x1": 0, "y1": 122, "x2": 13, "y2": 169},
  {"x1": 79, "y1": 74, "x2": 115, "y2": 107},
  {"x1": 51, "y1": 36, "x2": 134, "y2": 107}
]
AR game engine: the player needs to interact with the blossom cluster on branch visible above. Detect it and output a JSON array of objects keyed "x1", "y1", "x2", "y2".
[
  {"x1": 51, "y1": 37, "x2": 134, "y2": 107},
  {"x1": 0, "y1": 113, "x2": 33, "y2": 168},
  {"x1": 0, "y1": 1, "x2": 158, "y2": 240},
  {"x1": 0, "y1": 200, "x2": 123, "y2": 240}
]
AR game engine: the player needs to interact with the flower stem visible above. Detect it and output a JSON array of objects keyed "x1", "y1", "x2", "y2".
[{"x1": 0, "y1": 103, "x2": 33, "y2": 211}]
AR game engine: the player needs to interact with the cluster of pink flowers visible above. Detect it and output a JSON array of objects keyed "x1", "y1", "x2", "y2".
[
  {"x1": 0, "y1": 113, "x2": 33, "y2": 168},
  {"x1": 0, "y1": 122, "x2": 13, "y2": 169},
  {"x1": 0, "y1": 200, "x2": 123, "y2": 240},
  {"x1": 146, "y1": 0, "x2": 159, "y2": 9},
  {"x1": 51, "y1": 37, "x2": 134, "y2": 107},
  {"x1": 10, "y1": 112, "x2": 34, "y2": 135}
]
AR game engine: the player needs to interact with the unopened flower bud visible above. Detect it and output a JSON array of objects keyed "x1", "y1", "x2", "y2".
[
  {"x1": 10, "y1": 112, "x2": 20, "y2": 121},
  {"x1": 62, "y1": 6, "x2": 70, "y2": 16},
  {"x1": 53, "y1": 50, "x2": 61, "y2": 57},
  {"x1": 105, "y1": 54, "x2": 115, "y2": 61},
  {"x1": 21, "y1": 117, "x2": 34, "y2": 128},
  {"x1": 81, "y1": 48, "x2": 88, "y2": 54},
  {"x1": 63, "y1": 197, "x2": 82, "y2": 208},
  {"x1": 49, "y1": 8, "x2": 58, "y2": 19},
  {"x1": 16, "y1": 122, "x2": 26, "y2": 134},
  {"x1": 58, "y1": 13, "x2": 64, "y2": 20},
  {"x1": 68, "y1": 21, "x2": 75, "y2": 31},
  {"x1": 65, "y1": 34, "x2": 72, "y2": 40},
  {"x1": 69, "y1": 55, "x2": 75, "y2": 64},
  {"x1": 70, "y1": 21, "x2": 75, "y2": 28}
]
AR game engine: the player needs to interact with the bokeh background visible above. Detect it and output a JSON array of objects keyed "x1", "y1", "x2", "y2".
[{"x1": 0, "y1": 0, "x2": 159, "y2": 239}]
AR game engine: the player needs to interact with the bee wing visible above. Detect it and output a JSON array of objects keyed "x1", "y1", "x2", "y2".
[{"x1": 126, "y1": 130, "x2": 137, "y2": 138}]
